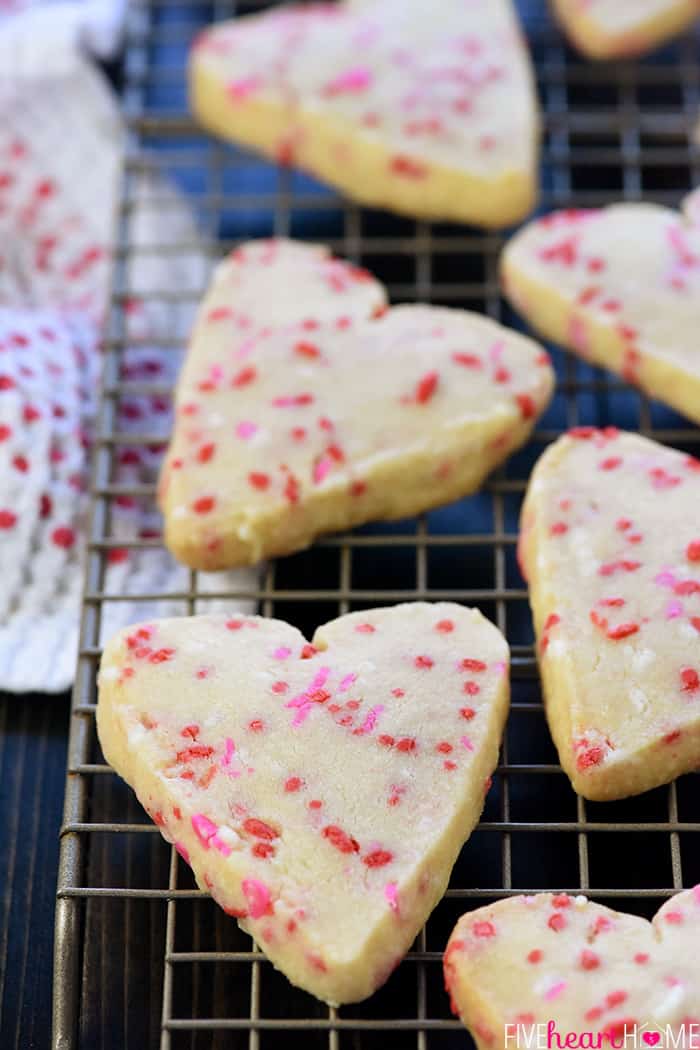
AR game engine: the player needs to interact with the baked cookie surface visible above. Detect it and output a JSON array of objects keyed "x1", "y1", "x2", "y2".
[
  {"x1": 502, "y1": 199, "x2": 700, "y2": 426},
  {"x1": 97, "y1": 602, "x2": 509, "y2": 1004},
  {"x1": 160, "y1": 239, "x2": 554, "y2": 571},
  {"x1": 189, "y1": 0, "x2": 539, "y2": 227},
  {"x1": 552, "y1": 0, "x2": 698, "y2": 58},
  {"x1": 520, "y1": 428, "x2": 700, "y2": 800},
  {"x1": 445, "y1": 887, "x2": 700, "y2": 1048}
]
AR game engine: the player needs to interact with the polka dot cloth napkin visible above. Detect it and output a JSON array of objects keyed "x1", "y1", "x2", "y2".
[{"x1": 0, "y1": 8, "x2": 255, "y2": 692}]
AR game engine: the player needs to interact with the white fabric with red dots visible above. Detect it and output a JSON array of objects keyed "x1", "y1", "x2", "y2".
[
  {"x1": 519, "y1": 428, "x2": 700, "y2": 801},
  {"x1": 445, "y1": 888, "x2": 700, "y2": 1047},
  {"x1": 97, "y1": 603, "x2": 510, "y2": 1005},
  {"x1": 0, "y1": 25, "x2": 255, "y2": 693},
  {"x1": 502, "y1": 198, "x2": 700, "y2": 427},
  {"x1": 189, "y1": 0, "x2": 540, "y2": 229},
  {"x1": 0, "y1": 0, "x2": 126, "y2": 62}
]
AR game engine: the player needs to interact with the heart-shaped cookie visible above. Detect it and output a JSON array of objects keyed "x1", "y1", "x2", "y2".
[
  {"x1": 159, "y1": 238, "x2": 553, "y2": 571},
  {"x1": 445, "y1": 887, "x2": 700, "y2": 1047},
  {"x1": 551, "y1": 0, "x2": 698, "y2": 59},
  {"x1": 520, "y1": 427, "x2": 700, "y2": 800},
  {"x1": 502, "y1": 197, "x2": 700, "y2": 426},
  {"x1": 189, "y1": 0, "x2": 539, "y2": 228},
  {"x1": 97, "y1": 602, "x2": 510, "y2": 1004}
]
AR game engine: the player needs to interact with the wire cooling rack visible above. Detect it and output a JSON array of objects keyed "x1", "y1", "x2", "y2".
[{"x1": 54, "y1": 2, "x2": 700, "y2": 1048}]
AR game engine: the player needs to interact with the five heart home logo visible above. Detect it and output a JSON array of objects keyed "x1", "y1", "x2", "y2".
[{"x1": 504, "y1": 1022, "x2": 700, "y2": 1050}]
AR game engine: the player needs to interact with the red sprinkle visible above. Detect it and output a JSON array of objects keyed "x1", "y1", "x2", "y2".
[
  {"x1": 322, "y1": 825, "x2": 360, "y2": 854},
  {"x1": 606, "y1": 623, "x2": 639, "y2": 641},
  {"x1": 515, "y1": 393, "x2": 536, "y2": 419},
  {"x1": 577, "y1": 746, "x2": 605, "y2": 771},
  {"x1": 686, "y1": 540, "x2": 700, "y2": 562},
  {"x1": 579, "y1": 949, "x2": 600, "y2": 971},
  {"x1": 232, "y1": 366, "x2": 257, "y2": 388},
  {"x1": 461, "y1": 659, "x2": 487, "y2": 673},
  {"x1": 243, "y1": 818, "x2": 278, "y2": 841},
  {"x1": 363, "y1": 849, "x2": 393, "y2": 869},
  {"x1": 284, "y1": 776, "x2": 303, "y2": 793},
  {"x1": 415, "y1": 371, "x2": 439, "y2": 405},
  {"x1": 248, "y1": 472, "x2": 270, "y2": 491},
  {"x1": 390, "y1": 154, "x2": 428, "y2": 179},
  {"x1": 473, "y1": 921, "x2": 496, "y2": 938},
  {"x1": 197, "y1": 442, "x2": 216, "y2": 463},
  {"x1": 680, "y1": 668, "x2": 699, "y2": 693},
  {"x1": 192, "y1": 496, "x2": 215, "y2": 515}
]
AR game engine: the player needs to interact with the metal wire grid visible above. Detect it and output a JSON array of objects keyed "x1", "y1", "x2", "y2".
[{"x1": 54, "y1": 2, "x2": 700, "y2": 1048}]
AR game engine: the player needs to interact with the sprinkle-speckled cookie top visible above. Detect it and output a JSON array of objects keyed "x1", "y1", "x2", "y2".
[
  {"x1": 189, "y1": 0, "x2": 539, "y2": 227},
  {"x1": 97, "y1": 602, "x2": 510, "y2": 1005},
  {"x1": 445, "y1": 888, "x2": 700, "y2": 1049},
  {"x1": 160, "y1": 239, "x2": 553, "y2": 571},
  {"x1": 502, "y1": 199, "x2": 700, "y2": 426},
  {"x1": 551, "y1": 0, "x2": 698, "y2": 58},
  {"x1": 520, "y1": 428, "x2": 700, "y2": 800}
]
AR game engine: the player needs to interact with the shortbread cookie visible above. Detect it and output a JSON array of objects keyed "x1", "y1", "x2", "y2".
[
  {"x1": 189, "y1": 0, "x2": 540, "y2": 228},
  {"x1": 160, "y1": 239, "x2": 554, "y2": 571},
  {"x1": 445, "y1": 887, "x2": 700, "y2": 1047},
  {"x1": 97, "y1": 602, "x2": 510, "y2": 1005},
  {"x1": 520, "y1": 428, "x2": 700, "y2": 801},
  {"x1": 552, "y1": 0, "x2": 698, "y2": 59},
  {"x1": 502, "y1": 198, "x2": 700, "y2": 426}
]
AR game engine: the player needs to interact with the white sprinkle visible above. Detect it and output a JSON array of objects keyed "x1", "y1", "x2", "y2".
[
  {"x1": 652, "y1": 984, "x2": 686, "y2": 1022},
  {"x1": 628, "y1": 686, "x2": 650, "y2": 713},
  {"x1": 630, "y1": 648, "x2": 656, "y2": 672},
  {"x1": 216, "y1": 826, "x2": 242, "y2": 849}
]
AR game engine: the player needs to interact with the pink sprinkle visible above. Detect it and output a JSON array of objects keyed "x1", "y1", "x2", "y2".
[
  {"x1": 356, "y1": 705, "x2": 384, "y2": 735},
  {"x1": 234, "y1": 337, "x2": 258, "y2": 361},
  {"x1": 693, "y1": 886, "x2": 700, "y2": 906},
  {"x1": 242, "y1": 878, "x2": 272, "y2": 919},
  {"x1": 384, "y1": 882, "x2": 399, "y2": 913},
  {"x1": 272, "y1": 394, "x2": 314, "y2": 408},
  {"x1": 339, "y1": 673, "x2": 357, "y2": 692},
  {"x1": 665, "y1": 600, "x2": 684, "y2": 620},
  {"x1": 175, "y1": 842, "x2": 190, "y2": 865},
  {"x1": 290, "y1": 702, "x2": 313, "y2": 727},
  {"x1": 286, "y1": 667, "x2": 331, "y2": 726},
  {"x1": 192, "y1": 813, "x2": 217, "y2": 847},
  {"x1": 324, "y1": 66, "x2": 373, "y2": 96},
  {"x1": 460, "y1": 736, "x2": 474, "y2": 752},
  {"x1": 545, "y1": 981, "x2": 567, "y2": 1002},
  {"x1": 221, "y1": 738, "x2": 236, "y2": 767},
  {"x1": 228, "y1": 76, "x2": 261, "y2": 101},
  {"x1": 568, "y1": 315, "x2": 590, "y2": 355},
  {"x1": 310, "y1": 667, "x2": 331, "y2": 691},
  {"x1": 235, "y1": 421, "x2": 258, "y2": 440},
  {"x1": 489, "y1": 340, "x2": 505, "y2": 362},
  {"x1": 313, "y1": 456, "x2": 332, "y2": 483},
  {"x1": 273, "y1": 647, "x2": 292, "y2": 660},
  {"x1": 655, "y1": 570, "x2": 677, "y2": 590}
]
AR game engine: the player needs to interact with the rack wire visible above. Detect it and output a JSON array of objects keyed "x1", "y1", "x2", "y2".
[{"x1": 54, "y1": 2, "x2": 700, "y2": 1048}]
